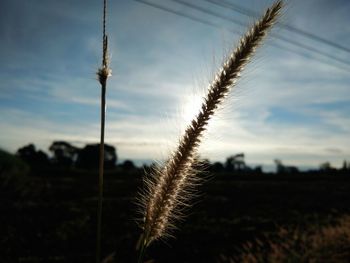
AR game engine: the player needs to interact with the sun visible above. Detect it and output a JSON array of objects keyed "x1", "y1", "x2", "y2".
[{"x1": 182, "y1": 94, "x2": 203, "y2": 124}]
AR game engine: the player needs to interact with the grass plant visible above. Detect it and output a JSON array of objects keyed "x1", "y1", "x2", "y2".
[
  {"x1": 228, "y1": 215, "x2": 350, "y2": 263},
  {"x1": 136, "y1": 1, "x2": 283, "y2": 262},
  {"x1": 96, "y1": 0, "x2": 112, "y2": 262}
]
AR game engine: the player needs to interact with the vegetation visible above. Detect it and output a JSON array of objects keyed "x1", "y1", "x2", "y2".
[
  {"x1": 96, "y1": 0, "x2": 112, "y2": 260},
  {"x1": 136, "y1": 2, "x2": 282, "y2": 261},
  {"x1": 1, "y1": 151, "x2": 349, "y2": 262},
  {"x1": 228, "y1": 215, "x2": 350, "y2": 263},
  {"x1": 0, "y1": 149, "x2": 29, "y2": 195}
]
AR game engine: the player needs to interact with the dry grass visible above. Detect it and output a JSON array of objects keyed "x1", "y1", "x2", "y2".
[
  {"x1": 224, "y1": 215, "x2": 350, "y2": 263},
  {"x1": 136, "y1": 1, "x2": 283, "y2": 259}
]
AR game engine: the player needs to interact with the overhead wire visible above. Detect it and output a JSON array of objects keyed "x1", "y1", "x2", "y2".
[
  {"x1": 133, "y1": 0, "x2": 350, "y2": 72},
  {"x1": 134, "y1": 0, "x2": 218, "y2": 28},
  {"x1": 205, "y1": 0, "x2": 350, "y2": 55},
  {"x1": 172, "y1": 0, "x2": 350, "y2": 68}
]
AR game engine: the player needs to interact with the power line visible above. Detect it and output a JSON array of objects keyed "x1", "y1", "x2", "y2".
[
  {"x1": 134, "y1": 0, "x2": 219, "y2": 29},
  {"x1": 172, "y1": 0, "x2": 350, "y2": 68},
  {"x1": 133, "y1": 0, "x2": 349, "y2": 71},
  {"x1": 175, "y1": 0, "x2": 247, "y2": 28},
  {"x1": 205, "y1": 0, "x2": 350, "y2": 55}
]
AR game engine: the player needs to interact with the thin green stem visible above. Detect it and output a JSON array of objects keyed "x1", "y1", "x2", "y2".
[{"x1": 97, "y1": 83, "x2": 106, "y2": 263}]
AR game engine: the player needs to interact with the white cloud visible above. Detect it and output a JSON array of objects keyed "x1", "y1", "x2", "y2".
[{"x1": 1, "y1": 0, "x2": 350, "y2": 169}]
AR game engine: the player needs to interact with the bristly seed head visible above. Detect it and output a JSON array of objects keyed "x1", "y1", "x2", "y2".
[
  {"x1": 98, "y1": 65, "x2": 112, "y2": 86},
  {"x1": 137, "y1": 0, "x2": 283, "y2": 248},
  {"x1": 98, "y1": 0, "x2": 112, "y2": 87},
  {"x1": 97, "y1": 36, "x2": 112, "y2": 86}
]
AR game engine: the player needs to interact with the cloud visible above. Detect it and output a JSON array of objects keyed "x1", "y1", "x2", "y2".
[{"x1": 0, "y1": 0, "x2": 349, "y2": 168}]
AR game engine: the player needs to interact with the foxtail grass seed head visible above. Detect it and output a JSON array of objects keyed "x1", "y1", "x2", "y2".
[
  {"x1": 97, "y1": 35, "x2": 112, "y2": 85},
  {"x1": 98, "y1": 64, "x2": 112, "y2": 86},
  {"x1": 97, "y1": 0, "x2": 112, "y2": 86},
  {"x1": 96, "y1": 1, "x2": 111, "y2": 263},
  {"x1": 138, "y1": 0, "x2": 283, "y2": 248}
]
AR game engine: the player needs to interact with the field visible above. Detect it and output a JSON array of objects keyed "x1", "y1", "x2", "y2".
[{"x1": 1, "y1": 167, "x2": 350, "y2": 263}]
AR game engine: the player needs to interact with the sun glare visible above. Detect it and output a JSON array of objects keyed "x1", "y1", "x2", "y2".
[{"x1": 182, "y1": 94, "x2": 204, "y2": 124}]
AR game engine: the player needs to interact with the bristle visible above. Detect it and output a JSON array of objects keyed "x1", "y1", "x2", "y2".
[{"x1": 138, "y1": 0, "x2": 283, "y2": 247}]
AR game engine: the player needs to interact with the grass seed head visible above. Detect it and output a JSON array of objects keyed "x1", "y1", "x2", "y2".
[{"x1": 138, "y1": 0, "x2": 283, "y2": 248}]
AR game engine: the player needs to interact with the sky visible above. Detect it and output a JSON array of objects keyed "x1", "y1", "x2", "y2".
[{"x1": 0, "y1": 0, "x2": 349, "y2": 169}]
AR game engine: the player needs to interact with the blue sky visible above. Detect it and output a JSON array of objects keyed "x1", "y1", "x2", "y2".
[{"x1": 0, "y1": 0, "x2": 349, "y2": 168}]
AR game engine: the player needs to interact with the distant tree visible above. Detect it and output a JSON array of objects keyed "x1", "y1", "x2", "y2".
[
  {"x1": 275, "y1": 159, "x2": 284, "y2": 174},
  {"x1": 104, "y1": 144, "x2": 117, "y2": 169},
  {"x1": 17, "y1": 144, "x2": 35, "y2": 162},
  {"x1": 254, "y1": 165, "x2": 263, "y2": 174},
  {"x1": 0, "y1": 149, "x2": 29, "y2": 193},
  {"x1": 120, "y1": 160, "x2": 135, "y2": 171},
  {"x1": 320, "y1": 162, "x2": 332, "y2": 171},
  {"x1": 342, "y1": 160, "x2": 348, "y2": 171},
  {"x1": 210, "y1": 162, "x2": 224, "y2": 173},
  {"x1": 49, "y1": 141, "x2": 79, "y2": 167},
  {"x1": 16, "y1": 144, "x2": 49, "y2": 168},
  {"x1": 225, "y1": 153, "x2": 245, "y2": 172},
  {"x1": 76, "y1": 144, "x2": 117, "y2": 169},
  {"x1": 0, "y1": 149, "x2": 29, "y2": 175},
  {"x1": 274, "y1": 159, "x2": 299, "y2": 174}
]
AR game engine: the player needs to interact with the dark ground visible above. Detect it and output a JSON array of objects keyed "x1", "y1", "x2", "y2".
[{"x1": 1, "y1": 166, "x2": 350, "y2": 263}]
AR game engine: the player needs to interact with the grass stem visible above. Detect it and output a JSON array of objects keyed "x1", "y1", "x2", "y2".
[
  {"x1": 97, "y1": 84, "x2": 106, "y2": 263},
  {"x1": 96, "y1": 0, "x2": 111, "y2": 262},
  {"x1": 137, "y1": 241, "x2": 146, "y2": 263}
]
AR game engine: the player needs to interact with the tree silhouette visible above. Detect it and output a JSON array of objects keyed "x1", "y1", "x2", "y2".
[
  {"x1": 49, "y1": 141, "x2": 79, "y2": 167},
  {"x1": 120, "y1": 160, "x2": 135, "y2": 171},
  {"x1": 254, "y1": 165, "x2": 263, "y2": 174},
  {"x1": 16, "y1": 144, "x2": 49, "y2": 168},
  {"x1": 274, "y1": 159, "x2": 299, "y2": 174},
  {"x1": 225, "y1": 153, "x2": 245, "y2": 172},
  {"x1": 320, "y1": 161, "x2": 333, "y2": 171},
  {"x1": 76, "y1": 144, "x2": 117, "y2": 169},
  {"x1": 210, "y1": 162, "x2": 224, "y2": 173},
  {"x1": 342, "y1": 160, "x2": 348, "y2": 170}
]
